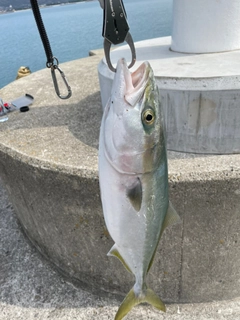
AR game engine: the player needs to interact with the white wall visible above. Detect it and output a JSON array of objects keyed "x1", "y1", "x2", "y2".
[{"x1": 171, "y1": 0, "x2": 240, "y2": 53}]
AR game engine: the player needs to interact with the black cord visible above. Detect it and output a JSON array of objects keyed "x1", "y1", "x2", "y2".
[{"x1": 30, "y1": 0, "x2": 54, "y2": 66}]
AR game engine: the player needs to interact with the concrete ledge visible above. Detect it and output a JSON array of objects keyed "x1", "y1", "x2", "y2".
[{"x1": 0, "y1": 54, "x2": 239, "y2": 306}]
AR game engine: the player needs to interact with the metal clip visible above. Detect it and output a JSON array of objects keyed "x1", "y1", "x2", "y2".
[
  {"x1": 102, "y1": 0, "x2": 136, "y2": 72},
  {"x1": 48, "y1": 57, "x2": 72, "y2": 100}
]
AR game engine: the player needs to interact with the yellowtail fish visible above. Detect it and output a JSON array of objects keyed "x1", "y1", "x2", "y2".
[{"x1": 98, "y1": 58, "x2": 180, "y2": 320}]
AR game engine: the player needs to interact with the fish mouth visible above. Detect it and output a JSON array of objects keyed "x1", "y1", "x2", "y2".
[{"x1": 116, "y1": 58, "x2": 151, "y2": 106}]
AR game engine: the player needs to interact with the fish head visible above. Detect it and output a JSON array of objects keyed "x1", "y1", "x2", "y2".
[{"x1": 102, "y1": 58, "x2": 165, "y2": 174}]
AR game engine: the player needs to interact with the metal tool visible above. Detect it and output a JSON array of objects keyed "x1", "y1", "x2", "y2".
[{"x1": 102, "y1": 0, "x2": 136, "y2": 72}]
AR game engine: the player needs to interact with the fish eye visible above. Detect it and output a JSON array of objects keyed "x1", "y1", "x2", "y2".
[{"x1": 142, "y1": 109, "x2": 155, "y2": 125}]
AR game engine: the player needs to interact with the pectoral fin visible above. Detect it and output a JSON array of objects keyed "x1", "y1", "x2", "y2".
[
  {"x1": 107, "y1": 245, "x2": 132, "y2": 274},
  {"x1": 126, "y1": 177, "x2": 142, "y2": 212}
]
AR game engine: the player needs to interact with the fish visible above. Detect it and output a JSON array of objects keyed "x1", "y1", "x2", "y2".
[{"x1": 98, "y1": 58, "x2": 180, "y2": 320}]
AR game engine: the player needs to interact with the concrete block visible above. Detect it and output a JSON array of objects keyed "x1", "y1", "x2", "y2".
[
  {"x1": 0, "y1": 55, "x2": 239, "y2": 304},
  {"x1": 1, "y1": 176, "x2": 240, "y2": 320}
]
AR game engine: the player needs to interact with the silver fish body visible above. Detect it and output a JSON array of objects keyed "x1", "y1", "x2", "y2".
[{"x1": 98, "y1": 58, "x2": 179, "y2": 319}]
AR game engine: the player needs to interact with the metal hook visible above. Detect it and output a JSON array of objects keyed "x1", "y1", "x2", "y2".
[{"x1": 104, "y1": 31, "x2": 136, "y2": 73}]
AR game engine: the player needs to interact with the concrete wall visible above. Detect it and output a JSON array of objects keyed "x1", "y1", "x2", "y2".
[{"x1": 159, "y1": 84, "x2": 240, "y2": 154}]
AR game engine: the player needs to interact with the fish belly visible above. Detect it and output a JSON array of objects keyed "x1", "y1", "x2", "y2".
[{"x1": 99, "y1": 149, "x2": 168, "y2": 276}]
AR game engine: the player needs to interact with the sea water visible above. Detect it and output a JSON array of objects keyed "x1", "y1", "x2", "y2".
[{"x1": 0, "y1": 0, "x2": 172, "y2": 88}]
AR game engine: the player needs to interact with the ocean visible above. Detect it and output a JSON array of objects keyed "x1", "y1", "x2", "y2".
[{"x1": 0, "y1": 0, "x2": 172, "y2": 88}]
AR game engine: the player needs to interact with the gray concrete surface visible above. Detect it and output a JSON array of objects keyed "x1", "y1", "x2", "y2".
[
  {"x1": 0, "y1": 180, "x2": 240, "y2": 320},
  {"x1": 98, "y1": 36, "x2": 240, "y2": 153},
  {"x1": 0, "y1": 178, "x2": 240, "y2": 320},
  {"x1": 0, "y1": 52, "x2": 240, "y2": 318}
]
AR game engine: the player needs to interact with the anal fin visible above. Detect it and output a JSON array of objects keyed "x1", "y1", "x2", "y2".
[
  {"x1": 108, "y1": 244, "x2": 132, "y2": 274},
  {"x1": 147, "y1": 201, "x2": 181, "y2": 273},
  {"x1": 160, "y1": 201, "x2": 181, "y2": 237}
]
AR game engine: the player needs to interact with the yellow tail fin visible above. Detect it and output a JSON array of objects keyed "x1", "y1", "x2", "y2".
[{"x1": 115, "y1": 287, "x2": 166, "y2": 320}]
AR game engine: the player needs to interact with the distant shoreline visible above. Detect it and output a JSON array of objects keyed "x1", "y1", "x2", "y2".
[{"x1": 0, "y1": 0, "x2": 95, "y2": 13}]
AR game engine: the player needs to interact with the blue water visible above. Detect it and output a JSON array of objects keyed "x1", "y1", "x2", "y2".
[{"x1": 0, "y1": 0, "x2": 172, "y2": 88}]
